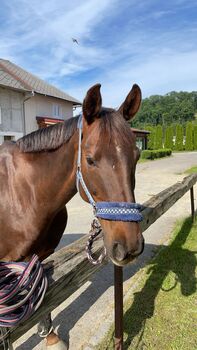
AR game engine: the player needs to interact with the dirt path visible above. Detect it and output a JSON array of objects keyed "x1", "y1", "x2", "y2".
[{"x1": 15, "y1": 152, "x2": 197, "y2": 350}]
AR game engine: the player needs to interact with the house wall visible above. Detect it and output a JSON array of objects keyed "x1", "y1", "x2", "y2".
[
  {"x1": 0, "y1": 86, "x2": 24, "y2": 143},
  {"x1": 24, "y1": 94, "x2": 73, "y2": 134},
  {"x1": 0, "y1": 88, "x2": 75, "y2": 143}
]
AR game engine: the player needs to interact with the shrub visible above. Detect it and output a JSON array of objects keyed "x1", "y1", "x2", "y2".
[
  {"x1": 141, "y1": 149, "x2": 172, "y2": 160},
  {"x1": 185, "y1": 122, "x2": 193, "y2": 151}
]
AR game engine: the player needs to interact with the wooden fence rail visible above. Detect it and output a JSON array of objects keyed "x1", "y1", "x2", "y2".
[{"x1": 2, "y1": 173, "x2": 197, "y2": 347}]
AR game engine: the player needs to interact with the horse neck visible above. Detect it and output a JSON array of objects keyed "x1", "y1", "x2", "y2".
[{"x1": 34, "y1": 132, "x2": 78, "y2": 209}]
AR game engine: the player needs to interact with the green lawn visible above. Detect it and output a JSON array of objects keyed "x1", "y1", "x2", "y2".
[
  {"x1": 97, "y1": 217, "x2": 197, "y2": 350},
  {"x1": 185, "y1": 166, "x2": 197, "y2": 174}
]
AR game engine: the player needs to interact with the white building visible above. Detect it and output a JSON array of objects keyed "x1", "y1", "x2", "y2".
[{"x1": 0, "y1": 59, "x2": 81, "y2": 144}]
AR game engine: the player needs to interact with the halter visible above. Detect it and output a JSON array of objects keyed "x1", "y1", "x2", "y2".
[{"x1": 76, "y1": 115, "x2": 143, "y2": 223}]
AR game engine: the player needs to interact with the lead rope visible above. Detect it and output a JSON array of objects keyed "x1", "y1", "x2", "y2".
[
  {"x1": 86, "y1": 219, "x2": 106, "y2": 265},
  {"x1": 0, "y1": 328, "x2": 13, "y2": 350},
  {"x1": 77, "y1": 116, "x2": 106, "y2": 265},
  {"x1": 0, "y1": 255, "x2": 48, "y2": 349}
]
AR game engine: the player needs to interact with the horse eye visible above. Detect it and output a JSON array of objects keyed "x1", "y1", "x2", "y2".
[{"x1": 86, "y1": 156, "x2": 95, "y2": 166}]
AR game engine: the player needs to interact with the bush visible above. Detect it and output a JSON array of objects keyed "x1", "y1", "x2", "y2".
[{"x1": 141, "y1": 149, "x2": 172, "y2": 160}]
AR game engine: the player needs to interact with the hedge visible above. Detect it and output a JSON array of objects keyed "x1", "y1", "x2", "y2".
[{"x1": 141, "y1": 149, "x2": 172, "y2": 160}]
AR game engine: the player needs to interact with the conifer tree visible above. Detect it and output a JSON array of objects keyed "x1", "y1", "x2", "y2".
[
  {"x1": 164, "y1": 126, "x2": 173, "y2": 149},
  {"x1": 146, "y1": 126, "x2": 155, "y2": 150},
  {"x1": 169, "y1": 125, "x2": 174, "y2": 149},
  {"x1": 193, "y1": 125, "x2": 197, "y2": 150},
  {"x1": 175, "y1": 124, "x2": 184, "y2": 151},
  {"x1": 185, "y1": 122, "x2": 193, "y2": 151},
  {"x1": 154, "y1": 125, "x2": 163, "y2": 149}
]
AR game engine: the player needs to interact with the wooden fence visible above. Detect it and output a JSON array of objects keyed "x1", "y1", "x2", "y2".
[{"x1": 1, "y1": 173, "x2": 197, "y2": 348}]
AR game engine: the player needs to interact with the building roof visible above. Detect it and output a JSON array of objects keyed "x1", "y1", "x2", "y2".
[
  {"x1": 131, "y1": 128, "x2": 150, "y2": 135},
  {"x1": 0, "y1": 59, "x2": 81, "y2": 105}
]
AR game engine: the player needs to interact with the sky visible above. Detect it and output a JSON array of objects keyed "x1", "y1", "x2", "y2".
[{"x1": 1, "y1": 0, "x2": 197, "y2": 107}]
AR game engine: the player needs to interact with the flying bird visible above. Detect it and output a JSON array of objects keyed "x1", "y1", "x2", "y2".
[{"x1": 72, "y1": 38, "x2": 79, "y2": 45}]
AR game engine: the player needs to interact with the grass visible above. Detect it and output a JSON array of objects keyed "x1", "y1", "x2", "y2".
[
  {"x1": 97, "y1": 217, "x2": 197, "y2": 350},
  {"x1": 184, "y1": 166, "x2": 197, "y2": 174}
]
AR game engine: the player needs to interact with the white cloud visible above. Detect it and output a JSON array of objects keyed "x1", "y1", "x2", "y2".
[
  {"x1": 0, "y1": 0, "x2": 116, "y2": 78},
  {"x1": 1, "y1": 0, "x2": 197, "y2": 108},
  {"x1": 67, "y1": 49, "x2": 197, "y2": 107}
]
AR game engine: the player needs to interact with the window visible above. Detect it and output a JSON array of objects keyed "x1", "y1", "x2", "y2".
[
  {"x1": 4, "y1": 135, "x2": 15, "y2": 141},
  {"x1": 52, "y1": 104, "x2": 62, "y2": 118}
]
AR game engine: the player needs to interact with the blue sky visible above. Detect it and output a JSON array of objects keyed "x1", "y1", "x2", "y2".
[{"x1": 1, "y1": 0, "x2": 197, "y2": 106}]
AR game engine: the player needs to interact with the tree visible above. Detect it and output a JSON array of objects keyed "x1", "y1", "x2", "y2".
[
  {"x1": 154, "y1": 125, "x2": 163, "y2": 149},
  {"x1": 185, "y1": 122, "x2": 194, "y2": 151},
  {"x1": 174, "y1": 124, "x2": 184, "y2": 151},
  {"x1": 135, "y1": 91, "x2": 197, "y2": 127}
]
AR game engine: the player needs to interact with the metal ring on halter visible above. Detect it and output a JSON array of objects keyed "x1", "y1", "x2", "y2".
[{"x1": 86, "y1": 219, "x2": 107, "y2": 265}]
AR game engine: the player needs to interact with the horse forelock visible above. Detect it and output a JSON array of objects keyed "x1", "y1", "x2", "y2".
[
  {"x1": 17, "y1": 116, "x2": 79, "y2": 153},
  {"x1": 98, "y1": 108, "x2": 135, "y2": 148}
]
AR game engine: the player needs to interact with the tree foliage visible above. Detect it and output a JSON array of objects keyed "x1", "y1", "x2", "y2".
[{"x1": 132, "y1": 91, "x2": 197, "y2": 128}]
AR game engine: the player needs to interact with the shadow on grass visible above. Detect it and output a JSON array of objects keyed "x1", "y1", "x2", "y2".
[{"x1": 123, "y1": 217, "x2": 197, "y2": 349}]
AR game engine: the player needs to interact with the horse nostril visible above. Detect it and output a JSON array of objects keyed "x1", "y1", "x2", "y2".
[{"x1": 112, "y1": 242, "x2": 126, "y2": 262}]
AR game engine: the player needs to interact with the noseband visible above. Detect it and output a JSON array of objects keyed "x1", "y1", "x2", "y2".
[{"x1": 76, "y1": 115, "x2": 143, "y2": 223}]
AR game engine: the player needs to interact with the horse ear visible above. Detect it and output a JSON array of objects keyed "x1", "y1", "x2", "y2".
[
  {"x1": 83, "y1": 84, "x2": 102, "y2": 124},
  {"x1": 118, "y1": 84, "x2": 142, "y2": 121}
]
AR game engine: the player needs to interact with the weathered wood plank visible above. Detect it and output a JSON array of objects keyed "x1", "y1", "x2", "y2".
[
  {"x1": 1, "y1": 174, "x2": 196, "y2": 346},
  {"x1": 140, "y1": 173, "x2": 197, "y2": 232}
]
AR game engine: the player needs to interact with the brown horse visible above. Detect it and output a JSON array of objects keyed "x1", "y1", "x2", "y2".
[{"x1": 0, "y1": 83, "x2": 144, "y2": 348}]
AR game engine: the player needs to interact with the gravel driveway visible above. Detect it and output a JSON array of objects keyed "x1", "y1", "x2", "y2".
[{"x1": 14, "y1": 152, "x2": 197, "y2": 350}]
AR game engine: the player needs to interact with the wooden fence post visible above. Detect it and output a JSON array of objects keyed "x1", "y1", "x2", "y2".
[
  {"x1": 114, "y1": 265, "x2": 123, "y2": 350},
  {"x1": 190, "y1": 187, "x2": 195, "y2": 223}
]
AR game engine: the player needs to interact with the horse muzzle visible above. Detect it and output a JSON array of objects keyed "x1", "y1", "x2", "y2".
[{"x1": 106, "y1": 229, "x2": 145, "y2": 267}]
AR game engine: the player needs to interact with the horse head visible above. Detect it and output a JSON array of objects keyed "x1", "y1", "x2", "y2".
[{"x1": 78, "y1": 83, "x2": 144, "y2": 266}]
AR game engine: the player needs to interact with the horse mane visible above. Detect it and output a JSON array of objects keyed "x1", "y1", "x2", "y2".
[
  {"x1": 17, "y1": 108, "x2": 133, "y2": 153},
  {"x1": 17, "y1": 116, "x2": 79, "y2": 153}
]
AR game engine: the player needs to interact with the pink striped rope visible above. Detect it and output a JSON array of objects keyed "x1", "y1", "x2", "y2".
[{"x1": 0, "y1": 255, "x2": 48, "y2": 328}]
